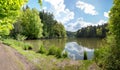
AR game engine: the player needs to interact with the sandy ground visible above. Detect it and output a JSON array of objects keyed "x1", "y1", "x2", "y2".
[{"x1": 0, "y1": 43, "x2": 37, "y2": 70}]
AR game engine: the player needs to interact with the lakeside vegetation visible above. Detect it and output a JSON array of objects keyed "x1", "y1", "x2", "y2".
[
  {"x1": 1, "y1": 0, "x2": 120, "y2": 70},
  {"x1": 10, "y1": 6, "x2": 66, "y2": 39},
  {"x1": 2, "y1": 39, "x2": 95, "y2": 70}
]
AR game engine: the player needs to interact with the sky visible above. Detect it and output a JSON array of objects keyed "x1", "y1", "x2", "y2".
[{"x1": 27, "y1": 0, "x2": 113, "y2": 32}]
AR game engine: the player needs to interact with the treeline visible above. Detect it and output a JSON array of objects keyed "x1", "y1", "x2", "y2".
[
  {"x1": 76, "y1": 24, "x2": 108, "y2": 38},
  {"x1": 66, "y1": 31, "x2": 76, "y2": 38},
  {"x1": 10, "y1": 6, "x2": 66, "y2": 39},
  {"x1": 39, "y1": 11, "x2": 66, "y2": 38}
]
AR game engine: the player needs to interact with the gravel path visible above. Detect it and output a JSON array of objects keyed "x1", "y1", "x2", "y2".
[{"x1": 0, "y1": 43, "x2": 36, "y2": 70}]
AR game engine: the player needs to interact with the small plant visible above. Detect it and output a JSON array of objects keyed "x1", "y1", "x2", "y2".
[
  {"x1": 16, "y1": 34, "x2": 27, "y2": 41},
  {"x1": 84, "y1": 51, "x2": 87, "y2": 60},
  {"x1": 23, "y1": 43, "x2": 32, "y2": 50},
  {"x1": 55, "y1": 48, "x2": 62, "y2": 58},
  {"x1": 62, "y1": 50, "x2": 68, "y2": 58},
  {"x1": 47, "y1": 46, "x2": 63, "y2": 58},
  {"x1": 37, "y1": 45, "x2": 46, "y2": 54},
  {"x1": 47, "y1": 46, "x2": 57, "y2": 55}
]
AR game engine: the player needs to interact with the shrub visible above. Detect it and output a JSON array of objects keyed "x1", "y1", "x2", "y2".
[
  {"x1": 62, "y1": 50, "x2": 68, "y2": 58},
  {"x1": 55, "y1": 48, "x2": 62, "y2": 58},
  {"x1": 37, "y1": 45, "x2": 46, "y2": 54},
  {"x1": 47, "y1": 46, "x2": 63, "y2": 58},
  {"x1": 84, "y1": 51, "x2": 87, "y2": 60},
  {"x1": 16, "y1": 34, "x2": 27, "y2": 41},
  {"x1": 22, "y1": 43, "x2": 33, "y2": 50},
  {"x1": 94, "y1": 46, "x2": 110, "y2": 68},
  {"x1": 47, "y1": 46, "x2": 57, "y2": 55}
]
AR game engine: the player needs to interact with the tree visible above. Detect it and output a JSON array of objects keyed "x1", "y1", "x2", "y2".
[
  {"x1": 96, "y1": 28, "x2": 102, "y2": 37},
  {"x1": 0, "y1": 0, "x2": 42, "y2": 37},
  {"x1": 52, "y1": 23, "x2": 66, "y2": 38},
  {"x1": 12, "y1": 8, "x2": 43, "y2": 39},
  {"x1": 39, "y1": 11, "x2": 66, "y2": 38},
  {"x1": 103, "y1": 0, "x2": 120, "y2": 69},
  {"x1": 76, "y1": 24, "x2": 107, "y2": 38},
  {"x1": 0, "y1": 0, "x2": 27, "y2": 36}
]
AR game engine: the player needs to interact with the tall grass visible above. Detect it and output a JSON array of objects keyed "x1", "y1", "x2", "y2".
[
  {"x1": 3, "y1": 39, "x2": 68, "y2": 59},
  {"x1": 3, "y1": 39, "x2": 33, "y2": 50},
  {"x1": 36, "y1": 45, "x2": 46, "y2": 54},
  {"x1": 16, "y1": 34, "x2": 27, "y2": 41},
  {"x1": 62, "y1": 50, "x2": 68, "y2": 58}
]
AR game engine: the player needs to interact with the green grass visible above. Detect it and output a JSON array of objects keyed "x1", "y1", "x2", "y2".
[
  {"x1": 36, "y1": 45, "x2": 47, "y2": 54},
  {"x1": 2, "y1": 39, "x2": 96, "y2": 70},
  {"x1": 47, "y1": 46, "x2": 63, "y2": 58}
]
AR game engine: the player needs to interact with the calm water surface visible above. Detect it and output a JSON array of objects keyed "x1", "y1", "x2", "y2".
[{"x1": 25, "y1": 38, "x2": 103, "y2": 60}]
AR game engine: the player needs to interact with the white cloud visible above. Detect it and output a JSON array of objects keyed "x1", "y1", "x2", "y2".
[
  {"x1": 104, "y1": 11, "x2": 110, "y2": 18},
  {"x1": 65, "y1": 18, "x2": 106, "y2": 32},
  {"x1": 42, "y1": 7, "x2": 47, "y2": 10},
  {"x1": 44, "y1": 0, "x2": 74, "y2": 24},
  {"x1": 76, "y1": 1, "x2": 98, "y2": 15}
]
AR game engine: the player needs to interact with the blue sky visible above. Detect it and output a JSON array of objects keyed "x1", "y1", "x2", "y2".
[{"x1": 27, "y1": 0, "x2": 113, "y2": 32}]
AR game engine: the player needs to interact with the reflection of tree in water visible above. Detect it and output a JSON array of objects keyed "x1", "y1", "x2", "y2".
[
  {"x1": 25, "y1": 38, "x2": 67, "y2": 51},
  {"x1": 25, "y1": 38, "x2": 103, "y2": 52},
  {"x1": 43, "y1": 38, "x2": 67, "y2": 50},
  {"x1": 67, "y1": 38, "x2": 103, "y2": 49}
]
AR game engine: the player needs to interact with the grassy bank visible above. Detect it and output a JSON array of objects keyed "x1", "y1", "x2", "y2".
[{"x1": 2, "y1": 39, "x2": 96, "y2": 70}]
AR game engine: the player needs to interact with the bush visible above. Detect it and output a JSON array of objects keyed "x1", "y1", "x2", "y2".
[
  {"x1": 47, "y1": 46, "x2": 57, "y2": 55},
  {"x1": 84, "y1": 51, "x2": 87, "y2": 60},
  {"x1": 22, "y1": 43, "x2": 33, "y2": 50},
  {"x1": 55, "y1": 48, "x2": 62, "y2": 58},
  {"x1": 62, "y1": 50, "x2": 68, "y2": 58},
  {"x1": 94, "y1": 46, "x2": 110, "y2": 68},
  {"x1": 47, "y1": 46, "x2": 63, "y2": 58},
  {"x1": 16, "y1": 34, "x2": 27, "y2": 41},
  {"x1": 37, "y1": 45, "x2": 46, "y2": 54}
]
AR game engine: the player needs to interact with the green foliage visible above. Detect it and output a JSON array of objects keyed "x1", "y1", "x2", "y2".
[
  {"x1": 16, "y1": 34, "x2": 27, "y2": 41},
  {"x1": 84, "y1": 51, "x2": 87, "y2": 60},
  {"x1": 22, "y1": 43, "x2": 33, "y2": 50},
  {"x1": 39, "y1": 11, "x2": 66, "y2": 38},
  {"x1": 47, "y1": 46, "x2": 63, "y2": 58},
  {"x1": 3, "y1": 39, "x2": 32, "y2": 50},
  {"x1": 66, "y1": 31, "x2": 76, "y2": 38},
  {"x1": 94, "y1": 46, "x2": 110, "y2": 68},
  {"x1": 62, "y1": 50, "x2": 68, "y2": 58},
  {"x1": 38, "y1": 0, "x2": 42, "y2": 6},
  {"x1": 100, "y1": 0, "x2": 120, "y2": 69},
  {"x1": 37, "y1": 45, "x2": 46, "y2": 54},
  {"x1": 52, "y1": 23, "x2": 67, "y2": 38},
  {"x1": 76, "y1": 24, "x2": 108, "y2": 38},
  {"x1": 11, "y1": 8, "x2": 43, "y2": 39},
  {"x1": 47, "y1": 46, "x2": 57, "y2": 55},
  {"x1": 55, "y1": 48, "x2": 62, "y2": 58},
  {"x1": 2, "y1": 39, "x2": 93, "y2": 70},
  {"x1": 0, "y1": 18, "x2": 13, "y2": 36},
  {"x1": 0, "y1": 0, "x2": 27, "y2": 36},
  {"x1": 96, "y1": 28, "x2": 102, "y2": 37}
]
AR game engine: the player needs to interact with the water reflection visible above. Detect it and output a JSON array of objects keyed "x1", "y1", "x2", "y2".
[
  {"x1": 64, "y1": 42, "x2": 94, "y2": 60},
  {"x1": 25, "y1": 38, "x2": 102, "y2": 60}
]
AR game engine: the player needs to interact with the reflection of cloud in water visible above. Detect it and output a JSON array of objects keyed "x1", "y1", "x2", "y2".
[{"x1": 63, "y1": 42, "x2": 94, "y2": 60}]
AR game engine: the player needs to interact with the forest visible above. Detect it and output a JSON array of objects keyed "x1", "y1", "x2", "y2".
[
  {"x1": 76, "y1": 24, "x2": 108, "y2": 38},
  {"x1": 10, "y1": 6, "x2": 66, "y2": 40}
]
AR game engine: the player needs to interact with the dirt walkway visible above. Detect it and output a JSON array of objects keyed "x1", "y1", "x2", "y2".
[{"x1": 0, "y1": 43, "x2": 36, "y2": 70}]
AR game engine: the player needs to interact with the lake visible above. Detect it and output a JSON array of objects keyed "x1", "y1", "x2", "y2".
[{"x1": 25, "y1": 38, "x2": 103, "y2": 60}]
